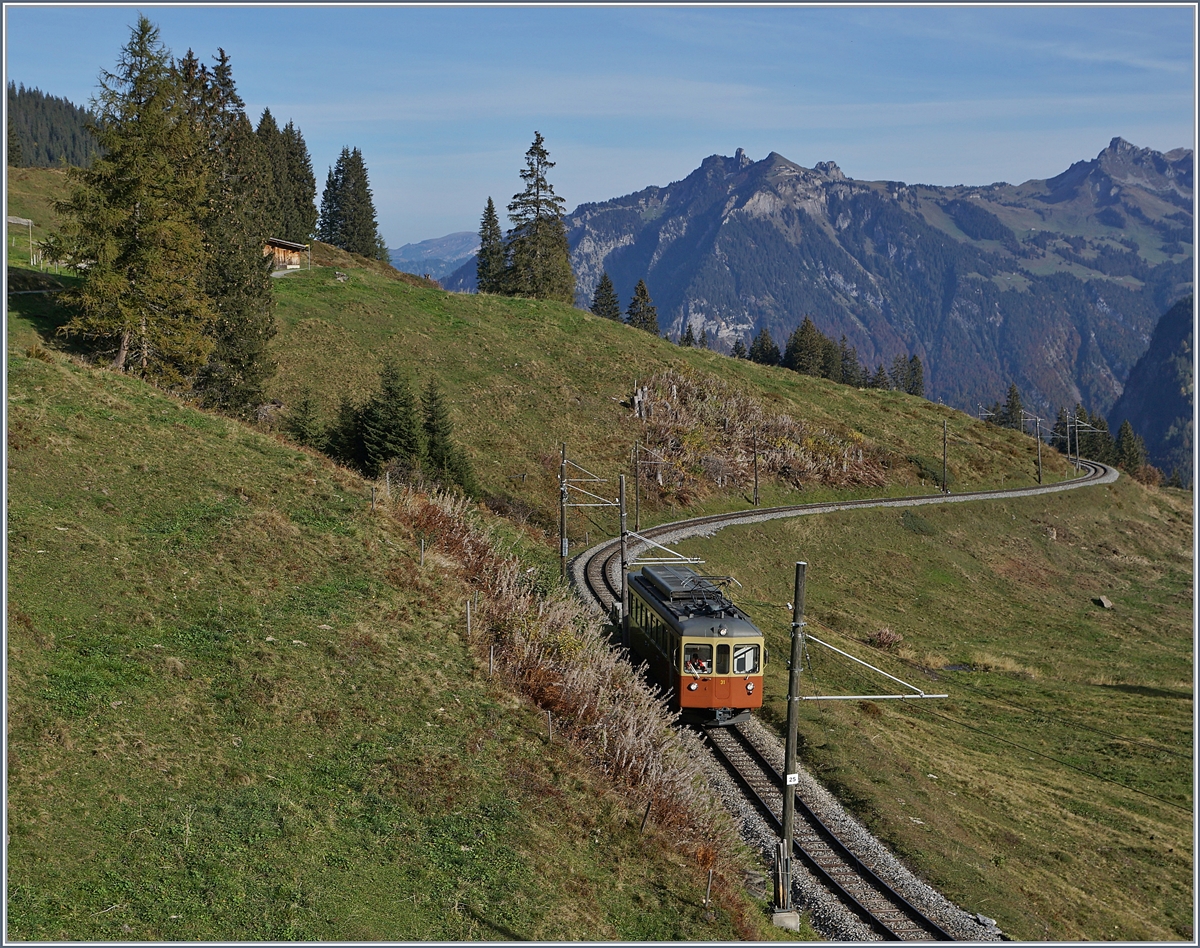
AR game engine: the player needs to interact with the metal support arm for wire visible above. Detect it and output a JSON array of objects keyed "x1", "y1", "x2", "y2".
[{"x1": 797, "y1": 632, "x2": 947, "y2": 701}]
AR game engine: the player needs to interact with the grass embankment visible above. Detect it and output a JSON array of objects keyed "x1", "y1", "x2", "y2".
[
  {"x1": 672, "y1": 480, "x2": 1193, "y2": 940},
  {"x1": 6, "y1": 348, "x2": 793, "y2": 940}
]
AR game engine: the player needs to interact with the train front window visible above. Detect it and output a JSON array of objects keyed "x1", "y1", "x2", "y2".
[
  {"x1": 716, "y1": 643, "x2": 730, "y2": 675},
  {"x1": 733, "y1": 644, "x2": 760, "y2": 674},
  {"x1": 683, "y1": 644, "x2": 712, "y2": 674}
]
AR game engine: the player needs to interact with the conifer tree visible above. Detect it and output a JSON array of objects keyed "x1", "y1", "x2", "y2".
[
  {"x1": 680, "y1": 323, "x2": 696, "y2": 347},
  {"x1": 1001, "y1": 383, "x2": 1023, "y2": 430},
  {"x1": 906, "y1": 354, "x2": 925, "y2": 397},
  {"x1": 870, "y1": 363, "x2": 889, "y2": 389},
  {"x1": 749, "y1": 327, "x2": 780, "y2": 365},
  {"x1": 476, "y1": 197, "x2": 505, "y2": 293},
  {"x1": 7, "y1": 114, "x2": 21, "y2": 166},
  {"x1": 422, "y1": 377, "x2": 476, "y2": 494},
  {"x1": 181, "y1": 48, "x2": 276, "y2": 417},
  {"x1": 625, "y1": 279, "x2": 659, "y2": 334},
  {"x1": 1115, "y1": 419, "x2": 1146, "y2": 473},
  {"x1": 286, "y1": 387, "x2": 325, "y2": 449},
  {"x1": 282, "y1": 120, "x2": 317, "y2": 241},
  {"x1": 839, "y1": 336, "x2": 862, "y2": 387},
  {"x1": 889, "y1": 353, "x2": 912, "y2": 392},
  {"x1": 55, "y1": 16, "x2": 215, "y2": 387},
  {"x1": 318, "y1": 146, "x2": 387, "y2": 260},
  {"x1": 699, "y1": 327, "x2": 709, "y2": 349},
  {"x1": 504, "y1": 131, "x2": 574, "y2": 302},
  {"x1": 784, "y1": 315, "x2": 825, "y2": 375},
  {"x1": 360, "y1": 361, "x2": 421, "y2": 476},
  {"x1": 820, "y1": 336, "x2": 841, "y2": 381},
  {"x1": 255, "y1": 108, "x2": 294, "y2": 239},
  {"x1": 731, "y1": 339, "x2": 748, "y2": 359},
  {"x1": 589, "y1": 271, "x2": 621, "y2": 320},
  {"x1": 326, "y1": 395, "x2": 365, "y2": 470}
]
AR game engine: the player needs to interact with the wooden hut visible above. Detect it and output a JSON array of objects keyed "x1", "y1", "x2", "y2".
[{"x1": 263, "y1": 237, "x2": 310, "y2": 270}]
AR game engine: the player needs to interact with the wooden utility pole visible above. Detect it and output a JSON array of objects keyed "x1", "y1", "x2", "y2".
[
  {"x1": 559, "y1": 443, "x2": 568, "y2": 580},
  {"x1": 779, "y1": 561, "x2": 807, "y2": 917}
]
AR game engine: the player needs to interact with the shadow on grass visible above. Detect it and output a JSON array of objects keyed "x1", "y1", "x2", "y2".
[
  {"x1": 1099, "y1": 683, "x2": 1193, "y2": 702},
  {"x1": 464, "y1": 904, "x2": 528, "y2": 941}
]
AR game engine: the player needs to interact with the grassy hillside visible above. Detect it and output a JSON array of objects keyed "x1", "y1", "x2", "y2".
[
  {"x1": 264, "y1": 261, "x2": 1074, "y2": 553},
  {"x1": 6, "y1": 346, "x2": 788, "y2": 940},
  {"x1": 673, "y1": 479, "x2": 1193, "y2": 940},
  {"x1": 9, "y1": 165, "x2": 1189, "y2": 940}
]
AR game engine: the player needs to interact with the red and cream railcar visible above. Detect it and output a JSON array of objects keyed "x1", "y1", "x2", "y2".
[{"x1": 627, "y1": 564, "x2": 765, "y2": 726}]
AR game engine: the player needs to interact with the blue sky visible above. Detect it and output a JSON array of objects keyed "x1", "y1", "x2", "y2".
[{"x1": 5, "y1": 4, "x2": 1195, "y2": 248}]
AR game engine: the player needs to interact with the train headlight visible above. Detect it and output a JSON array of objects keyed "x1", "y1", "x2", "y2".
[
  {"x1": 746, "y1": 682, "x2": 754, "y2": 693},
  {"x1": 718, "y1": 625, "x2": 728, "y2": 636},
  {"x1": 688, "y1": 682, "x2": 698, "y2": 691}
]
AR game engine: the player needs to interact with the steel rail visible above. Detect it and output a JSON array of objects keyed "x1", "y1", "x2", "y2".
[
  {"x1": 575, "y1": 460, "x2": 1115, "y2": 612},
  {"x1": 706, "y1": 724, "x2": 956, "y2": 940}
]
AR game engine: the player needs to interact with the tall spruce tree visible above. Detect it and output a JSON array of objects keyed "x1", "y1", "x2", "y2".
[
  {"x1": 625, "y1": 279, "x2": 659, "y2": 334},
  {"x1": 699, "y1": 327, "x2": 709, "y2": 349},
  {"x1": 476, "y1": 197, "x2": 505, "y2": 293},
  {"x1": 1000, "y1": 383, "x2": 1023, "y2": 430},
  {"x1": 181, "y1": 48, "x2": 276, "y2": 417},
  {"x1": 318, "y1": 146, "x2": 387, "y2": 260},
  {"x1": 870, "y1": 363, "x2": 889, "y2": 389},
  {"x1": 281, "y1": 120, "x2": 317, "y2": 241},
  {"x1": 255, "y1": 108, "x2": 288, "y2": 238},
  {"x1": 749, "y1": 327, "x2": 780, "y2": 365},
  {"x1": 680, "y1": 323, "x2": 696, "y2": 347},
  {"x1": 590, "y1": 271, "x2": 621, "y2": 320},
  {"x1": 731, "y1": 339, "x2": 748, "y2": 359},
  {"x1": 906, "y1": 354, "x2": 925, "y2": 397},
  {"x1": 360, "y1": 362, "x2": 421, "y2": 477},
  {"x1": 7, "y1": 113, "x2": 22, "y2": 166},
  {"x1": 1115, "y1": 419, "x2": 1146, "y2": 473},
  {"x1": 55, "y1": 16, "x2": 215, "y2": 387},
  {"x1": 504, "y1": 131, "x2": 574, "y2": 302},
  {"x1": 783, "y1": 315, "x2": 825, "y2": 375},
  {"x1": 422, "y1": 377, "x2": 475, "y2": 494}
]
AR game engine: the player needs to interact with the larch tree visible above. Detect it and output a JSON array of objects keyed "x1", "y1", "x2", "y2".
[
  {"x1": 625, "y1": 279, "x2": 659, "y2": 334},
  {"x1": 589, "y1": 272, "x2": 621, "y2": 320},
  {"x1": 476, "y1": 197, "x2": 505, "y2": 293},
  {"x1": 55, "y1": 16, "x2": 215, "y2": 387},
  {"x1": 504, "y1": 131, "x2": 575, "y2": 303}
]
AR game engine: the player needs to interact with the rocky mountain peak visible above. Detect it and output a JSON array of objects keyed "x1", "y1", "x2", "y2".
[{"x1": 813, "y1": 160, "x2": 846, "y2": 181}]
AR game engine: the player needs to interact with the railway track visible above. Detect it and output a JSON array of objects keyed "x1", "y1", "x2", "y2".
[
  {"x1": 575, "y1": 460, "x2": 1116, "y2": 612},
  {"x1": 706, "y1": 723, "x2": 955, "y2": 940},
  {"x1": 570, "y1": 460, "x2": 1115, "y2": 936}
]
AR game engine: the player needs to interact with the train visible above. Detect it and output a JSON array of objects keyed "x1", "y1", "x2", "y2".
[{"x1": 625, "y1": 564, "x2": 766, "y2": 726}]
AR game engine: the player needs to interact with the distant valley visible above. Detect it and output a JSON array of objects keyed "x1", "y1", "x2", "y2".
[
  {"x1": 389, "y1": 230, "x2": 478, "y2": 281},
  {"x1": 444, "y1": 138, "x2": 1192, "y2": 419}
]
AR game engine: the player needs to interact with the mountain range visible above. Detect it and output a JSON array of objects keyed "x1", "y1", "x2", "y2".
[
  {"x1": 389, "y1": 231, "x2": 478, "y2": 281},
  {"x1": 1109, "y1": 294, "x2": 1194, "y2": 482},
  {"x1": 444, "y1": 138, "x2": 1192, "y2": 419}
]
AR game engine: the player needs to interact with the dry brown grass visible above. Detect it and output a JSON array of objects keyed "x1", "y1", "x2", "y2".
[
  {"x1": 385, "y1": 485, "x2": 750, "y2": 888},
  {"x1": 632, "y1": 366, "x2": 890, "y2": 504}
]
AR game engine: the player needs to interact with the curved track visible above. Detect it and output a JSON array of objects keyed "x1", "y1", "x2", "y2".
[
  {"x1": 573, "y1": 460, "x2": 1116, "y2": 614},
  {"x1": 570, "y1": 460, "x2": 1116, "y2": 936},
  {"x1": 707, "y1": 724, "x2": 954, "y2": 940}
]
